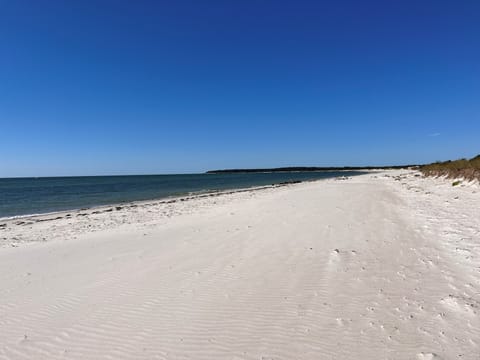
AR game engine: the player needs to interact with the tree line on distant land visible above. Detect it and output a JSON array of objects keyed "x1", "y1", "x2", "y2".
[{"x1": 207, "y1": 155, "x2": 480, "y2": 182}]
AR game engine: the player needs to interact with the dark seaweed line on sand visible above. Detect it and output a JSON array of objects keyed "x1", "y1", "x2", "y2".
[{"x1": 0, "y1": 179, "x2": 308, "y2": 229}]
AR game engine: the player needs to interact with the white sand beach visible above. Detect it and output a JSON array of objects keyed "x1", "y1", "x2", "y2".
[{"x1": 0, "y1": 170, "x2": 479, "y2": 360}]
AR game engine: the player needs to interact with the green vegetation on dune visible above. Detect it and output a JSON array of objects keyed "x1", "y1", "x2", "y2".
[{"x1": 421, "y1": 155, "x2": 480, "y2": 181}]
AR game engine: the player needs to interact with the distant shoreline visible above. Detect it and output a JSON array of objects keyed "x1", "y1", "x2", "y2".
[{"x1": 206, "y1": 165, "x2": 418, "y2": 174}]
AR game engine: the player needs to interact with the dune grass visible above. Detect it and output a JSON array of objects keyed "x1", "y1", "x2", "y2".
[{"x1": 421, "y1": 155, "x2": 480, "y2": 181}]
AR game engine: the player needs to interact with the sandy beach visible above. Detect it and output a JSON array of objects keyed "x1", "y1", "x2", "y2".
[{"x1": 0, "y1": 170, "x2": 479, "y2": 360}]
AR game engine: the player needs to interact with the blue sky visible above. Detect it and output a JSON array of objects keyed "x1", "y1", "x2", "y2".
[{"x1": 1, "y1": 0, "x2": 479, "y2": 176}]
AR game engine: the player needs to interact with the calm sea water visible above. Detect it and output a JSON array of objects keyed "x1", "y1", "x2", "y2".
[{"x1": 0, "y1": 171, "x2": 363, "y2": 219}]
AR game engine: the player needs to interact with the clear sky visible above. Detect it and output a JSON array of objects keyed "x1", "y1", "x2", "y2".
[{"x1": 1, "y1": 0, "x2": 479, "y2": 176}]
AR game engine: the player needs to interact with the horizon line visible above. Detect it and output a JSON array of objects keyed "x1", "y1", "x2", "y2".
[{"x1": 0, "y1": 164, "x2": 422, "y2": 179}]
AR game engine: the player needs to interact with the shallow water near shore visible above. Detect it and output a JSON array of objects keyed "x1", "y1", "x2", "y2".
[{"x1": 0, "y1": 171, "x2": 364, "y2": 218}]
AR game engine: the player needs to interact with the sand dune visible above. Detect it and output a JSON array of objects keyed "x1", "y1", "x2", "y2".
[{"x1": 0, "y1": 171, "x2": 479, "y2": 359}]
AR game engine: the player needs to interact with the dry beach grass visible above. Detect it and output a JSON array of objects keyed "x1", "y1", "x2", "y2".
[{"x1": 421, "y1": 155, "x2": 480, "y2": 182}]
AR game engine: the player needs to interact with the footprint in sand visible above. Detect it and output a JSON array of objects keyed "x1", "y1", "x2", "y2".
[
  {"x1": 416, "y1": 353, "x2": 441, "y2": 360},
  {"x1": 440, "y1": 295, "x2": 479, "y2": 316}
]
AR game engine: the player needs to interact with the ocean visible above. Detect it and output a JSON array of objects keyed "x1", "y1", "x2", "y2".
[{"x1": 0, "y1": 171, "x2": 364, "y2": 219}]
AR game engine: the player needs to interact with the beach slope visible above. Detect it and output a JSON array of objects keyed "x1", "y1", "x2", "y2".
[{"x1": 0, "y1": 171, "x2": 479, "y2": 359}]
